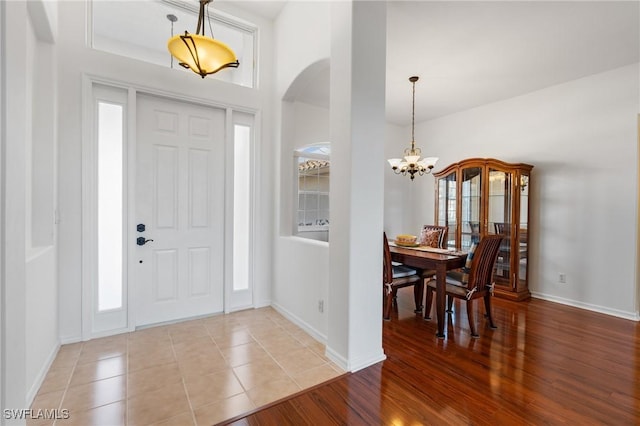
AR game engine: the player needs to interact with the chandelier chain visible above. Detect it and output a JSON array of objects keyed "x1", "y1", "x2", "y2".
[{"x1": 411, "y1": 78, "x2": 415, "y2": 150}]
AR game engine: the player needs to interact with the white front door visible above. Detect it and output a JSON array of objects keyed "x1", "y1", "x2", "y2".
[{"x1": 134, "y1": 94, "x2": 225, "y2": 326}]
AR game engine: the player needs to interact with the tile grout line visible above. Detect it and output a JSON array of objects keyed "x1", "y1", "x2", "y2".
[
  {"x1": 52, "y1": 342, "x2": 83, "y2": 426},
  {"x1": 245, "y1": 318, "x2": 322, "y2": 395},
  {"x1": 170, "y1": 326, "x2": 200, "y2": 426},
  {"x1": 125, "y1": 332, "x2": 129, "y2": 426},
  {"x1": 44, "y1": 308, "x2": 340, "y2": 426},
  {"x1": 207, "y1": 320, "x2": 256, "y2": 412}
]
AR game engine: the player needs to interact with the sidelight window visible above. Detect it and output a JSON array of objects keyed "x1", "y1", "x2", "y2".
[{"x1": 97, "y1": 102, "x2": 124, "y2": 312}]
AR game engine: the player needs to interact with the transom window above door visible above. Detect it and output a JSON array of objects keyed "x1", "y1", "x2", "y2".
[{"x1": 91, "y1": 0, "x2": 256, "y2": 88}]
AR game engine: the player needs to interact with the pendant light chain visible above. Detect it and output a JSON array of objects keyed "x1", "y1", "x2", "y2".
[{"x1": 411, "y1": 78, "x2": 416, "y2": 151}]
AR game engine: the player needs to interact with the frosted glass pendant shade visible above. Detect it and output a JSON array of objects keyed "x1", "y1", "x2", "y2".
[{"x1": 168, "y1": 33, "x2": 239, "y2": 78}]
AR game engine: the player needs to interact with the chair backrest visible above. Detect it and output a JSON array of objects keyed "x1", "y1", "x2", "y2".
[
  {"x1": 494, "y1": 222, "x2": 510, "y2": 236},
  {"x1": 383, "y1": 232, "x2": 393, "y2": 285},
  {"x1": 468, "y1": 235, "x2": 503, "y2": 291},
  {"x1": 420, "y1": 225, "x2": 448, "y2": 248}
]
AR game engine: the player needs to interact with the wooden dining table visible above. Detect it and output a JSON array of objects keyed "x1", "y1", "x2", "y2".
[{"x1": 389, "y1": 243, "x2": 467, "y2": 338}]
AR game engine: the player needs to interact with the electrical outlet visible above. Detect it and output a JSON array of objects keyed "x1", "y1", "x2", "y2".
[
  {"x1": 559, "y1": 273, "x2": 566, "y2": 283},
  {"x1": 318, "y1": 300, "x2": 324, "y2": 313}
]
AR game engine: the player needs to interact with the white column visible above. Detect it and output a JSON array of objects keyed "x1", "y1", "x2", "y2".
[
  {"x1": 1, "y1": 0, "x2": 28, "y2": 423},
  {"x1": 327, "y1": 1, "x2": 387, "y2": 371}
]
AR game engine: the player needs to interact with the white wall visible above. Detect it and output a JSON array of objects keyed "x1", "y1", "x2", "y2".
[
  {"x1": 1, "y1": 1, "x2": 28, "y2": 419},
  {"x1": 25, "y1": 12, "x2": 59, "y2": 405},
  {"x1": 384, "y1": 122, "x2": 413, "y2": 237},
  {"x1": 272, "y1": 2, "x2": 331, "y2": 338},
  {"x1": 273, "y1": 99, "x2": 330, "y2": 337},
  {"x1": 56, "y1": 1, "x2": 275, "y2": 341},
  {"x1": 403, "y1": 63, "x2": 639, "y2": 319},
  {"x1": 274, "y1": 2, "x2": 330, "y2": 98},
  {"x1": 25, "y1": 248, "x2": 58, "y2": 403},
  {"x1": 326, "y1": 0, "x2": 387, "y2": 371},
  {"x1": 1, "y1": 0, "x2": 59, "y2": 415},
  {"x1": 273, "y1": 2, "x2": 388, "y2": 372}
]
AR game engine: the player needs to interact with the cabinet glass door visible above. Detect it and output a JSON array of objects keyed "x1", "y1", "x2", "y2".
[
  {"x1": 437, "y1": 172, "x2": 457, "y2": 248},
  {"x1": 487, "y1": 168, "x2": 512, "y2": 288},
  {"x1": 517, "y1": 172, "x2": 530, "y2": 291},
  {"x1": 461, "y1": 167, "x2": 482, "y2": 250}
]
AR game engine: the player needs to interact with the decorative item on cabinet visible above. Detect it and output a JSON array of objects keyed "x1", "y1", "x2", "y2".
[{"x1": 434, "y1": 158, "x2": 533, "y2": 301}]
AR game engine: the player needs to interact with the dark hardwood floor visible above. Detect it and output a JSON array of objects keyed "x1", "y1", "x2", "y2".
[{"x1": 223, "y1": 288, "x2": 640, "y2": 425}]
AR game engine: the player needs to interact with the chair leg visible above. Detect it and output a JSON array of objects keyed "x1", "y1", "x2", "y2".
[
  {"x1": 466, "y1": 300, "x2": 479, "y2": 338},
  {"x1": 424, "y1": 286, "x2": 434, "y2": 320},
  {"x1": 446, "y1": 295, "x2": 454, "y2": 313},
  {"x1": 413, "y1": 281, "x2": 424, "y2": 313},
  {"x1": 383, "y1": 287, "x2": 393, "y2": 320},
  {"x1": 484, "y1": 293, "x2": 497, "y2": 329}
]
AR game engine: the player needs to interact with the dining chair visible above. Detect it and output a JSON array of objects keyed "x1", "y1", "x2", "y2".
[
  {"x1": 419, "y1": 225, "x2": 448, "y2": 249},
  {"x1": 383, "y1": 232, "x2": 423, "y2": 320},
  {"x1": 423, "y1": 235, "x2": 503, "y2": 337},
  {"x1": 417, "y1": 225, "x2": 449, "y2": 292},
  {"x1": 494, "y1": 222, "x2": 508, "y2": 235},
  {"x1": 468, "y1": 221, "x2": 481, "y2": 244}
]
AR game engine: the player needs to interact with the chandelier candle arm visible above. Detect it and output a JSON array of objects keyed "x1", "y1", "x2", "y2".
[
  {"x1": 387, "y1": 76, "x2": 438, "y2": 180},
  {"x1": 167, "y1": 0, "x2": 239, "y2": 78}
]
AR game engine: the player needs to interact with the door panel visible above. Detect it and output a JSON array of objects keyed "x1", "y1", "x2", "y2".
[{"x1": 135, "y1": 94, "x2": 224, "y2": 326}]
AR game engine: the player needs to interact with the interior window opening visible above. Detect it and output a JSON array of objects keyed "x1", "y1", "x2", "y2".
[{"x1": 294, "y1": 143, "x2": 330, "y2": 243}]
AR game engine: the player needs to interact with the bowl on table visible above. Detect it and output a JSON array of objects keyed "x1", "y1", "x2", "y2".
[{"x1": 395, "y1": 234, "x2": 418, "y2": 247}]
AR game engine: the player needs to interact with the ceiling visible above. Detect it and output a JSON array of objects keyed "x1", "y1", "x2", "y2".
[
  {"x1": 266, "y1": 1, "x2": 639, "y2": 126},
  {"x1": 96, "y1": 1, "x2": 639, "y2": 127},
  {"x1": 218, "y1": 0, "x2": 286, "y2": 20}
]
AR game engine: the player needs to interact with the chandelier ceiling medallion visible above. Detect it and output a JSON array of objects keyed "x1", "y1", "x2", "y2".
[
  {"x1": 387, "y1": 76, "x2": 438, "y2": 180},
  {"x1": 167, "y1": 0, "x2": 239, "y2": 78}
]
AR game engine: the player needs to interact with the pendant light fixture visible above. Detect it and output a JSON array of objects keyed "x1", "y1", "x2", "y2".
[
  {"x1": 387, "y1": 76, "x2": 438, "y2": 180},
  {"x1": 167, "y1": 0, "x2": 239, "y2": 78}
]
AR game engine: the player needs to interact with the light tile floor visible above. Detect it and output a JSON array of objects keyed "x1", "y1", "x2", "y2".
[{"x1": 29, "y1": 307, "x2": 344, "y2": 426}]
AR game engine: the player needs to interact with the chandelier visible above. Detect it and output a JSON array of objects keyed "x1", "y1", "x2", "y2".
[
  {"x1": 167, "y1": 0, "x2": 239, "y2": 78},
  {"x1": 387, "y1": 76, "x2": 438, "y2": 180}
]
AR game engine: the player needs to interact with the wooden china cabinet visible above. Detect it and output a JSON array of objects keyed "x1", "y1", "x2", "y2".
[{"x1": 434, "y1": 158, "x2": 533, "y2": 301}]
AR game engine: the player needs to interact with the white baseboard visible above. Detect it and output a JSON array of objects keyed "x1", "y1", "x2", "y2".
[
  {"x1": 25, "y1": 342, "x2": 60, "y2": 406},
  {"x1": 270, "y1": 302, "x2": 327, "y2": 345},
  {"x1": 347, "y1": 351, "x2": 386, "y2": 373},
  {"x1": 324, "y1": 345, "x2": 349, "y2": 371},
  {"x1": 254, "y1": 298, "x2": 271, "y2": 309},
  {"x1": 59, "y1": 335, "x2": 82, "y2": 345},
  {"x1": 271, "y1": 303, "x2": 386, "y2": 372},
  {"x1": 531, "y1": 292, "x2": 640, "y2": 321}
]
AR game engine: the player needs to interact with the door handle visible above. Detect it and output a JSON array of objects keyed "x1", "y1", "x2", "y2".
[{"x1": 137, "y1": 237, "x2": 154, "y2": 246}]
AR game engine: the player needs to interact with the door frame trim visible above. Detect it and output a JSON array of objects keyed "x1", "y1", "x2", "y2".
[{"x1": 81, "y1": 73, "x2": 259, "y2": 339}]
